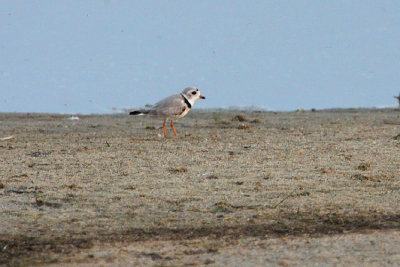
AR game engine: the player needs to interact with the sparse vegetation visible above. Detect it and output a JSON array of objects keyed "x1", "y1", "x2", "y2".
[
  {"x1": 237, "y1": 124, "x2": 250, "y2": 129},
  {"x1": 206, "y1": 174, "x2": 218, "y2": 179},
  {"x1": 357, "y1": 162, "x2": 371, "y2": 171},
  {"x1": 233, "y1": 114, "x2": 248, "y2": 122},
  {"x1": 250, "y1": 118, "x2": 262, "y2": 124},
  {"x1": 0, "y1": 110, "x2": 399, "y2": 265},
  {"x1": 168, "y1": 167, "x2": 188, "y2": 173}
]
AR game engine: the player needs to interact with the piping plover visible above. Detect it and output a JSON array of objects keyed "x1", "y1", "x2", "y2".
[{"x1": 129, "y1": 87, "x2": 205, "y2": 137}]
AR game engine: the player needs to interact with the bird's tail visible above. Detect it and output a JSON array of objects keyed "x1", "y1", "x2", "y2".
[{"x1": 129, "y1": 110, "x2": 149, "y2": 115}]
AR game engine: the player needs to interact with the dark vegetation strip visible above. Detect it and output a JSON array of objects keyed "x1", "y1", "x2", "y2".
[{"x1": 1, "y1": 212, "x2": 400, "y2": 265}]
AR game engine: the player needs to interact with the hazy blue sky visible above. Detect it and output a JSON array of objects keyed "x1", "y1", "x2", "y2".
[{"x1": 1, "y1": 1, "x2": 400, "y2": 113}]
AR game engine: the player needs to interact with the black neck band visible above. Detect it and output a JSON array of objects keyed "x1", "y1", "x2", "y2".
[{"x1": 181, "y1": 94, "x2": 192, "y2": 108}]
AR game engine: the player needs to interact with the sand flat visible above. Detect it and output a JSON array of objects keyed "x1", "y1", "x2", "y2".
[{"x1": 1, "y1": 109, "x2": 399, "y2": 265}]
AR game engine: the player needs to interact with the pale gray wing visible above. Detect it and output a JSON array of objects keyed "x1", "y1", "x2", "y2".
[{"x1": 148, "y1": 94, "x2": 186, "y2": 116}]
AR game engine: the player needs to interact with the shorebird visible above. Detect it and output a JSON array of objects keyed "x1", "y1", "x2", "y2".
[{"x1": 129, "y1": 87, "x2": 205, "y2": 137}]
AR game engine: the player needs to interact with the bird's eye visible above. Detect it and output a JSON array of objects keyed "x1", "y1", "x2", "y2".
[{"x1": 192, "y1": 91, "x2": 197, "y2": 95}]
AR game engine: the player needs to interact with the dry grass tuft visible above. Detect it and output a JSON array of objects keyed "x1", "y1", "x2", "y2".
[
  {"x1": 124, "y1": 185, "x2": 136, "y2": 190},
  {"x1": 233, "y1": 114, "x2": 248, "y2": 122},
  {"x1": 168, "y1": 167, "x2": 188, "y2": 173},
  {"x1": 217, "y1": 120, "x2": 231, "y2": 125},
  {"x1": 357, "y1": 162, "x2": 371, "y2": 171},
  {"x1": 250, "y1": 118, "x2": 262, "y2": 124},
  {"x1": 237, "y1": 124, "x2": 250, "y2": 130},
  {"x1": 213, "y1": 202, "x2": 233, "y2": 213},
  {"x1": 351, "y1": 173, "x2": 380, "y2": 182}
]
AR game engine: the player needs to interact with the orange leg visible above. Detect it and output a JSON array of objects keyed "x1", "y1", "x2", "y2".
[
  {"x1": 163, "y1": 121, "x2": 167, "y2": 137},
  {"x1": 170, "y1": 121, "x2": 178, "y2": 136}
]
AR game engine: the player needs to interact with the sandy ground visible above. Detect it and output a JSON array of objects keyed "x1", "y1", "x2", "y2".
[{"x1": 0, "y1": 109, "x2": 400, "y2": 266}]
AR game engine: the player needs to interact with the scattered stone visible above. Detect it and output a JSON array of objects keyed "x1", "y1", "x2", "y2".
[
  {"x1": 67, "y1": 116, "x2": 80, "y2": 121},
  {"x1": 207, "y1": 248, "x2": 218, "y2": 253},
  {"x1": 263, "y1": 174, "x2": 272, "y2": 180},
  {"x1": 35, "y1": 197, "x2": 44, "y2": 206}
]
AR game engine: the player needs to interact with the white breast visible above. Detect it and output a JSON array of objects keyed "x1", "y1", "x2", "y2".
[{"x1": 175, "y1": 106, "x2": 191, "y2": 119}]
